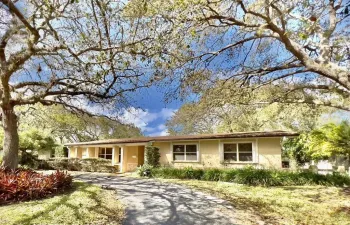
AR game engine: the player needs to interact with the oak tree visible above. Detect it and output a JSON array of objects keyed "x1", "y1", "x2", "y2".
[
  {"x1": 127, "y1": 0, "x2": 350, "y2": 110},
  {"x1": 0, "y1": 0, "x2": 157, "y2": 168}
]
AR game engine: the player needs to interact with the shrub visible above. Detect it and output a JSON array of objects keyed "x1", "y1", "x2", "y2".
[
  {"x1": 145, "y1": 146, "x2": 160, "y2": 167},
  {"x1": 183, "y1": 167, "x2": 204, "y2": 179},
  {"x1": 0, "y1": 168, "x2": 72, "y2": 204},
  {"x1": 145, "y1": 167, "x2": 350, "y2": 187},
  {"x1": 39, "y1": 158, "x2": 117, "y2": 173},
  {"x1": 80, "y1": 158, "x2": 112, "y2": 172},
  {"x1": 201, "y1": 168, "x2": 223, "y2": 181},
  {"x1": 137, "y1": 164, "x2": 154, "y2": 177},
  {"x1": 44, "y1": 158, "x2": 81, "y2": 171}
]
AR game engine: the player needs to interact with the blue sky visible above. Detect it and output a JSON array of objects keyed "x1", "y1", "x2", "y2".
[{"x1": 119, "y1": 85, "x2": 182, "y2": 137}]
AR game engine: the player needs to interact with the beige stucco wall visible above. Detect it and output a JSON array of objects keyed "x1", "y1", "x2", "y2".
[
  {"x1": 87, "y1": 147, "x2": 95, "y2": 158},
  {"x1": 122, "y1": 146, "x2": 141, "y2": 172},
  {"x1": 153, "y1": 137, "x2": 282, "y2": 169},
  {"x1": 68, "y1": 147, "x2": 83, "y2": 158},
  {"x1": 69, "y1": 148, "x2": 76, "y2": 158},
  {"x1": 257, "y1": 138, "x2": 282, "y2": 168}
]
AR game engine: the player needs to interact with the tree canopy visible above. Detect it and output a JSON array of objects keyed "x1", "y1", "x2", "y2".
[
  {"x1": 283, "y1": 121, "x2": 350, "y2": 165},
  {"x1": 18, "y1": 104, "x2": 142, "y2": 143},
  {"x1": 166, "y1": 83, "x2": 329, "y2": 135},
  {"x1": 0, "y1": 0, "x2": 160, "y2": 168},
  {"x1": 126, "y1": 0, "x2": 350, "y2": 110}
]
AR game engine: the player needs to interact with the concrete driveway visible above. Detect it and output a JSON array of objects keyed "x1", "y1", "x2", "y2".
[{"x1": 74, "y1": 174, "x2": 237, "y2": 225}]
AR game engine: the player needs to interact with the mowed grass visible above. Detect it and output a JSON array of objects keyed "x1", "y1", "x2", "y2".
[
  {"x1": 158, "y1": 179, "x2": 350, "y2": 225},
  {"x1": 0, "y1": 182, "x2": 124, "y2": 225}
]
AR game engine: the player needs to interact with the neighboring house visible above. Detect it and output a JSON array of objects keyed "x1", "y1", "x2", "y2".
[{"x1": 65, "y1": 131, "x2": 298, "y2": 173}]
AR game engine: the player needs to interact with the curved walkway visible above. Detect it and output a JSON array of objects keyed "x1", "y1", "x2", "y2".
[{"x1": 74, "y1": 174, "x2": 237, "y2": 225}]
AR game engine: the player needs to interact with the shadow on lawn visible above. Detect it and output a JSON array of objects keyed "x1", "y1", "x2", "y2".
[{"x1": 14, "y1": 182, "x2": 122, "y2": 225}]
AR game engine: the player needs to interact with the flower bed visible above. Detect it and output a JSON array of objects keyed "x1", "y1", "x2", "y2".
[{"x1": 0, "y1": 168, "x2": 72, "y2": 204}]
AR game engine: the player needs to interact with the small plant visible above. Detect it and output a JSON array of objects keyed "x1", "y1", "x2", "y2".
[
  {"x1": 137, "y1": 164, "x2": 153, "y2": 177},
  {"x1": 0, "y1": 168, "x2": 72, "y2": 204},
  {"x1": 145, "y1": 146, "x2": 160, "y2": 167}
]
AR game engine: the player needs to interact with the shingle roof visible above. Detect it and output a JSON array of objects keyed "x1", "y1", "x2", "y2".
[{"x1": 65, "y1": 130, "x2": 298, "y2": 146}]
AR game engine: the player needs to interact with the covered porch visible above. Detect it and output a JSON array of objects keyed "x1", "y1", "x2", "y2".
[{"x1": 68, "y1": 144, "x2": 145, "y2": 173}]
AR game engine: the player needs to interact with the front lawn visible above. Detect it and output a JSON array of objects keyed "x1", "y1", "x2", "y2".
[
  {"x1": 159, "y1": 179, "x2": 350, "y2": 225},
  {"x1": 0, "y1": 182, "x2": 124, "y2": 225}
]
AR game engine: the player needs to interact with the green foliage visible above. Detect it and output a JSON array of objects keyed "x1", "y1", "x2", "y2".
[
  {"x1": 137, "y1": 164, "x2": 154, "y2": 177},
  {"x1": 80, "y1": 158, "x2": 117, "y2": 173},
  {"x1": 283, "y1": 134, "x2": 311, "y2": 165},
  {"x1": 0, "y1": 169, "x2": 72, "y2": 204},
  {"x1": 166, "y1": 85, "x2": 328, "y2": 135},
  {"x1": 145, "y1": 146, "x2": 160, "y2": 167},
  {"x1": 283, "y1": 121, "x2": 350, "y2": 163},
  {"x1": 307, "y1": 121, "x2": 350, "y2": 159},
  {"x1": 42, "y1": 158, "x2": 117, "y2": 173},
  {"x1": 18, "y1": 104, "x2": 143, "y2": 143},
  {"x1": 54, "y1": 146, "x2": 68, "y2": 158},
  {"x1": 19, "y1": 129, "x2": 56, "y2": 155},
  {"x1": 0, "y1": 182, "x2": 124, "y2": 225},
  {"x1": 144, "y1": 167, "x2": 350, "y2": 187}
]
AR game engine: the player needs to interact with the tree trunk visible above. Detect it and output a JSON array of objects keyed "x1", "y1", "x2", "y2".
[{"x1": 1, "y1": 105, "x2": 19, "y2": 169}]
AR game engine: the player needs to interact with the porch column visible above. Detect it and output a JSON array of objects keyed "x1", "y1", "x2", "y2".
[
  {"x1": 68, "y1": 147, "x2": 71, "y2": 158},
  {"x1": 120, "y1": 145, "x2": 124, "y2": 173},
  {"x1": 75, "y1": 147, "x2": 78, "y2": 158},
  {"x1": 95, "y1": 147, "x2": 98, "y2": 158},
  {"x1": 112, "y1": 147, "x2": 115, "y2": 166}
]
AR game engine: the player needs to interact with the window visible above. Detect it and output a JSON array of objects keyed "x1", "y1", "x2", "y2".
[
  {"x1": 173, "y1": 144, "x2": 198, "y2": 161},
  {"x1": 223, "y1": 143, "x2": 253, "y2": 162},
  {"x1": 99, "y1": 147, "x2": 113, "y2": 159}
]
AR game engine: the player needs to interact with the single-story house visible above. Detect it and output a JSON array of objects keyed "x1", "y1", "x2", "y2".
[{"x1": 65, "y1": 131, "x2": 298, "y2": 173}]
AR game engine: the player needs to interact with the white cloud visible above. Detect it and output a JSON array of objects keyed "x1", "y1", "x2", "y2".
[
  {"x1": 157, "y1": 124, "x2": 166, "y2": 130},
  {"x1": 148, "y1": 129, "x2": 169, "y2": 137},
  {"x1": 159, "y1": 108, "x2": 177, "y2": 119},
  {"x1": 118, "y1": 107, "x2": 158, "y2": 131},
  {"x1": 118, "y1": 107, "x2": 177, "y2": 135}
]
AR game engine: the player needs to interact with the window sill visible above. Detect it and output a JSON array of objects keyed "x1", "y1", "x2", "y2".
[
  {"x1": 221, "y1": 162, "x2": 258, "y2": 164},
  {"x1": 173, "y1": 161, "x2": 201, "y2": 163}
]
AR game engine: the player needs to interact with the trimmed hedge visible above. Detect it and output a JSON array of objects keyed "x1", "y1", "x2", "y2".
[
  {"x1": 0, "y1": 168, "x2": 72, "y2": 204},
  {"x1": 139, "y1": 166, "x2": 350, "y2": 187},
  {"x1": 38, "y1": 158, "x2": 117, "y2": 173}
]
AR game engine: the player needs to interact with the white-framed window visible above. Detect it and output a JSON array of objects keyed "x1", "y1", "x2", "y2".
[
  {"x1": 99, "y1": 147, "x2": 113, "y2": 159},
  {"x1": 172, "y1": 143, "x2": 199, "y2": 161},
  {"x1": 222, "y1": 142, "x2": 254, "y2": 163}
]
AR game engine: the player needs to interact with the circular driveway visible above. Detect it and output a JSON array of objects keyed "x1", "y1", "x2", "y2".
[{"x1": 74, "y1": 174, "x2": 237, "y2": 225}]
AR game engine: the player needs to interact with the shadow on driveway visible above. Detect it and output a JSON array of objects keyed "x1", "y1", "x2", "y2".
[{"x1": 74, "y1": 174, "x2": 237, "y2": 225}]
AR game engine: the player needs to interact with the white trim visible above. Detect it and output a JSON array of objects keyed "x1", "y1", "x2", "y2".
[
  {"x1": 112, "y1": 147, "x2": 115, "y2": 166},
  {"x1": 255, "y1": 138, "x2": 259, "y2": 163},
  {"x1": 220, "y1": 140, "x2": 257, "y2": 163},
  {"x1": 120, "y1": 146, "x2": 124, "y2": 173},
  {"x1": 172, "y1": 142, "x2": 200, "y2": 162},
  {"x1": 219, "y1": 140, "x2": 223, "y2": 163},
  {"x1": 68, "y1": 147, "x2": 71, "y2": 158}
]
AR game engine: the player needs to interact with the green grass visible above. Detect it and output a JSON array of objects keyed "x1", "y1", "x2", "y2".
[
  {"x1": 0, "y1": 182, "x2": 124, "y2": 225},
  {"x1": 158, "y1": 179, "x2": 350, "y2": 225}
]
